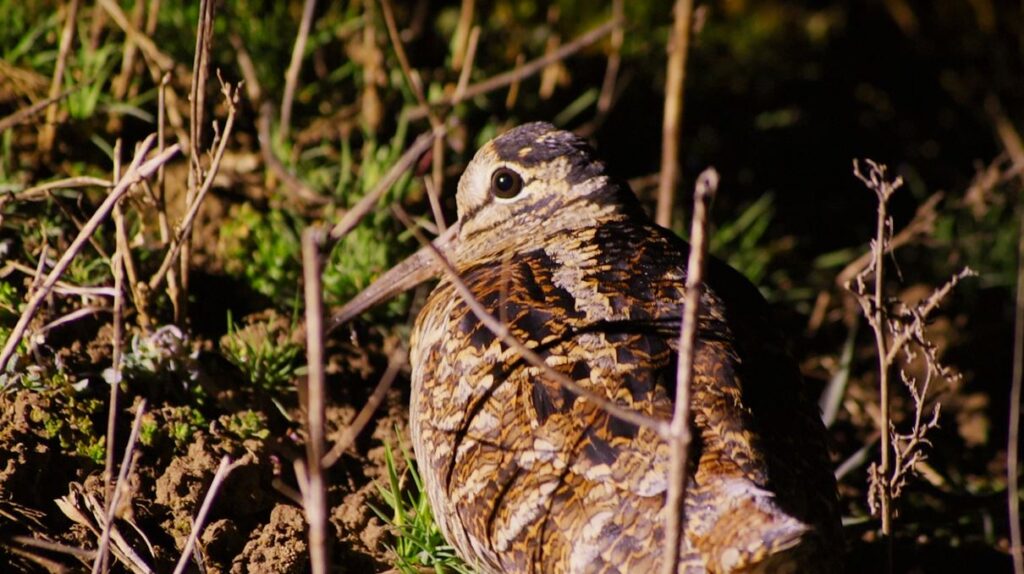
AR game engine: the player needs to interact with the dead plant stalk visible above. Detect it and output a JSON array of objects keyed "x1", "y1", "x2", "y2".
[
  {"x1": 0, "y1": 138, "x2": 181, "y2": 374},
  {"x1": 661, "y1": 168, "x2": 718, "y2": 574},
  {"x1": 655, "y1": 0, "x2": 694, "y2": 228},
  {"x1": 300, "y1": 229, "x2": 329, "y2": 574},
  {"x1": 848, "y1": 159, "x2": 975, "y2": 551}
]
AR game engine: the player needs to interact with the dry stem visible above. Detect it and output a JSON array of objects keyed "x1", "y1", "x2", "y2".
[
  {"x1": 407, "y1": 18, "x2": 619, "y2": 120},
  {"x1": 322, "y1": 349, "x2": 404, "y2": 468},
  {"x1": 300, "y1": 228, "x2": 329, "y2": 574},
  {"x1": 179, "y1": 0, "x2": 216, "y2": 323},
  {"x1": 987, "y1": 99, "x2": 1024, "y2": 574},
  {"x1": 848, "y1": 159, "x2": 974, "y2": 553},
  {"x1": 280, "y1": 0, "x2": 318, "y2": 143},
  {"x1": 0, "y1": 138, "x2": 180, "y2": 374},
  {"x1": 91, "y1": 401, "x2": 147, "y2": 574},
  {"x1": 655, "y1": 0, "x2": 694, "y2": 228},
  {"x1": 171, "y1": 456, "x2": 235, "y2": 574},
  {"x1": 328, "y1": 127, "x2": 444, "y2": 243},
  {"x1": 39, "y1": 0, "x2": 81, "y2": 153},
  {"x1": 661, "y1": 167, "x2": 718, "y2": 574},
  {"x1": 148, "y1": 80, "x2": 239, "y2": 292}
]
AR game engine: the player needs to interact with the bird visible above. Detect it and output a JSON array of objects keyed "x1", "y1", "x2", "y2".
[{"x1": 336, "y1": 122, "x2": 842, "y2": 573}]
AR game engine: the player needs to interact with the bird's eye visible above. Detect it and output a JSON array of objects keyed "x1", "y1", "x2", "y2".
[{"x1": 490, "y1": 167, "x2": 524, "y2": 199}]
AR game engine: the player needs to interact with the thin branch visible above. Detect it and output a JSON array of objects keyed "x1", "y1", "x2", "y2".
[
  {"x1": 171, "y1": 456, "x2": 235, "y2": 574},
  {"x1": 257, "y1": 102, "x2": 329, "y2": 207},
  {"x1": 280, "y1": 0, "x2": 318, "y2": 142},
  {"x1": 407, "y1": 17, "x2": 620, "y2": 120},
  {"x1": 102, "y1": 142, "x2": 127, "y2": 563},
  {"x1": 39, "y1": 0, "x2": 81, "y2": 153},
  {"x1": 0, "y1": 89, "x2": 75, "y2": 134},
  {"x1": 328, "y1": 127, "x2": 443, "y2": 243},
  {"x1": 596, "y1": 0, "x2": 624, "y2": 117},
  {"x1": 91, "y1": 400, "x2": 147, "y2": 574},
  {"x1": 378, "y1": 0, "x2": 446, "y2": 198},
  {"x1": 180, "y1": 0, "x2": 217, "y2": 323},
  {"x1": 156, "y1": 73, "x2": 179, "y2": 323},
  {"x1": 655, "y1": 0, "x2": 694, "y2": 228},
  {"x1": 97, "y1": 0, "x2": 175, "y2": 72},
  {"x1": 451, "y1": 0, "x2": 475, "y2": 71},
  {"x1": 1010, "y1": 196, "x2": 1024, "y2": 574},
  {"x1": 0, "y1": 138, "x2": 180, "y2": 374},
  {"x1": 111, "y1": 141, "x2": 148, "y2": 326},
  {"x1": 300, "y1": 228, "x2": 329, "y2": 574},
  {"x1": 1, "y1": 176, "x2": 111, "y2": 206},
  {"x1": 661, "y1": 167, "x2": 717, "y2": 574},
  {"x1": 322, "y1": 349, "x2": 404, "y2": 468},
  {"x1": 992, "y1": 96, "x2": 1024, "y2": 574},
  {"x1": 149, "y1": 81, "x2": 238, "y2": 292},
  {"x1": 423, "y1": 175, "x2": 447, "y2": 235},
  {"x1": 452, "y1": 26, "x2": 480, "y2": 104},
  {"x1": 11, "y1": 536, "x2": 96, "y2": 560}
]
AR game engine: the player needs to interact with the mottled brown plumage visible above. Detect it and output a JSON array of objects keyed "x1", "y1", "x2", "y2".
[{"x1": 395, "y1": 123, "x2": 840, "y2": 573}]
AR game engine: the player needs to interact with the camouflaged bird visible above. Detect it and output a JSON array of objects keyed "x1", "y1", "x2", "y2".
[{"x1": 335, "y1": 122, "x2": 842, "y2": 573}]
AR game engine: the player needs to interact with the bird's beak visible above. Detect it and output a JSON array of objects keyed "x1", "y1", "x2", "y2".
[{"x1": 325, "y1": 222, "x2": 459, "y2": 334}]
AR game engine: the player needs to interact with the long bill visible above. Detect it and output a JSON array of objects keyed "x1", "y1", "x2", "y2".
[{"x1": 324, "y1": 223, "x2": 459, "y2": 335}]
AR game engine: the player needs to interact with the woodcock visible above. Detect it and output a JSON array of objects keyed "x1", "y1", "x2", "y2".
[{"x1": 334, "y1": 122, "x2": 842, "y2": 573}]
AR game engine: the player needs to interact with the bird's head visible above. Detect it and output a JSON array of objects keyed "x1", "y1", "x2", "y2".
[
  {"x1": 326, "y1": 122, "x2": 632, "y2": 331},
  {"x1": 452, "y1": 122, "x2": 625, "y2": 264}
]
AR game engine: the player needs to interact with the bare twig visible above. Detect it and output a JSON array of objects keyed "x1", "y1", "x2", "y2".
[
  {"x1": 655, "y1": 0, "x2": 694, "y2": 228},
  {"x1": 103, "y1": 142, "x2": 127, "y2": 555},
  {"x1": 328, "y1": 127, "x2": 443, "y2": 243},
  {"x1": 596, "y1": 0, "x2": 624, "y2": 117},
  {"x1": 322, "y1": 349, "x2": 404, "y2": 468},
  {"x1": 11, "y1": 536, "x2": 96, "y2": 560},
  {"x1": 451, "y1": 0, "x2": 475, "y2": 71},
  {"x1": 0, "y1": 138, "x2": 180, "y2": 374},
  {"x1": 423, "y1": 175, "x2": 447, "y2": 234},
  {"x1": 97, "y1": 0, "x2": 175, "y2": 72},
  {"x1": 230, "y1": 33, "x2": 264, "y2": 105},
  {"x1": 661, "y1": 167, "x2": 718, "y2": 574},
  {"x1": 300, "y1": 228, "x2": 329, "y2": 574},
  {"x1": 407, "y1": 18, "x2": 619, "y2": 120},
  {"x1": 0, "y1": 89, "x2": 75, "y2": 134},
  {"x1": 179, "y1": 0, "x2": 217, "y2": 322},
  {"x1": 171, "y1": 456, "x2": 235, "y2": 574},
  {"x1": 380, "y1": 0, "x2": 429, "y2": 111},
  {"x1": 1, "y1": 177, "x2": 111, "y2": 206},
  {"x1": 858, "y1": 158, "x2": 897, "y2": 538},
  {"x1": 452, "y1": 26, "x2": 480, "y2": 104},
  {"x1": 391, "y1": 206, "x2": 668, "y2": 437},
  {"x1": 39, "y1": 0, "x2": 82, "y2": 153},
  {"x1": 834, "y1": 192, "x2": 942, "y2": 289},
  {"x1": 111, "y1": 0, "x2": 146, "y2": 100},
  {"x1": 379, "y1": 0, "x2": 446, "y2": 196},
  {"x1": 37, "y1": 307, "x2": 111, "y2": 335},
  {"x1": 155, "y1": 73, "x2": 179, "y2": 322},
  {"x1": 991, "y1": 97, "x2": 1024, "y2": 574},
  {"x1": 847, "y1": 159, "x2": 975, "y2": 558},
  {"x1": 1010, "y1": 196, "x2": 1024, "y2": 574},
  {"x1": 255, "y1": 102, "x2": 329, "y2": 207},
  {"x1": 280, "y1": 0, "x2": 318, "y2": 142},
  {"x1": 91, "y1": 401, "x2": 147, "y2": 574},
  {"x1": 111, "y1": 142, "x2": 147, "y2": 326},
  {"x1": 149, "y1": 81, "x2": 238, "y2": 292}
]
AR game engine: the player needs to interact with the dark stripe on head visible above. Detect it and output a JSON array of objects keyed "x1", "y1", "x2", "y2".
[{"x1": 492, "y1": 122, "x2": 605, "y2": 185}]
